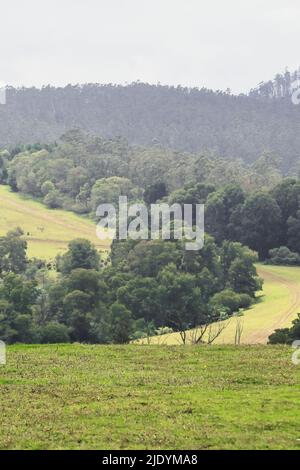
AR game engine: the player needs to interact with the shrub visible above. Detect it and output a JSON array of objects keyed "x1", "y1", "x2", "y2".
[
  {"x1": 267, "y1": 246, "x2": 300, "y2": 266},
  {"x1": 40, "y1": 323, "x2": 70, "y2": 344},
  {"x1": 210, "y1": 289, "x2": 242, "y2": 314},
  {"x1": 268, "y1": 314, "x2": 300, "y2": 344},
  {"x1": 41, "y1": 180, "x2": 55, "y2": 196},
  {"x1": 268, "y1": 328, "x2": 291, "y2": 344},
  {"x1": 238, "y1": 293, "x2": 253, "y2": 309},
  {"x1": 43, "y1": 190, "x2": 63, "y2": 209},
  {"x1": 210, "y1": 290, "x2": 252, "y2": 314}
]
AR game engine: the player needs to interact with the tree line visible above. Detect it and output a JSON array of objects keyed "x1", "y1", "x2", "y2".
[
  {"x1": 1, "y1": 79, "x2": 300, "y2": 172},
  {"x1": 0, "y1": 130, "x2": 283, "y2": 213},
  {"x1": 2, "y1": 131, "x2": 300, "y2": 263},
  {"x1": 0, "y1": 229, "x2": 261, "y2": 345}
]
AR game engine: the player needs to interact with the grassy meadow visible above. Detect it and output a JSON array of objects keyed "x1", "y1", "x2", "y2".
[
  {"x1": 0, "y1": 343, "x2": 299, "y2": 450},
  {"x1": 0, "y1": 185, "x2": 110, "y2": 260}
]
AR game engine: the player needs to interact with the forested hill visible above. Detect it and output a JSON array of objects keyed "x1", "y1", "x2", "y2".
[{"x1": 1, "y1": 81, "x2": 300, "y2": 172}]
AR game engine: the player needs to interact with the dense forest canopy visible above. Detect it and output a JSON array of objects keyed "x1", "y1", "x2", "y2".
[
  {"x1": 1, "y1": 130, "x2": 300, "y2": 262},
  {"x1": 0, "y1": 229, "x2": 261, "y2": 345},
  {"x1": 0, "y1": 130, "x2": 283, "y2": 213},
  {"x1": 1, "y1": 70, "x2": 300, "y2": 172}
]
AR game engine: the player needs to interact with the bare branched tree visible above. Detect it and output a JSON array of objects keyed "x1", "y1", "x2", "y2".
[
  {"x1": 206, "y1": 319, "x2": 231, "y2": 345},
  {"x1": 190, "y1": 324, "x2": 210, "y2": 345},
  {"x1": 234, "y1": 318, "x2": 244, "y2": 345}
]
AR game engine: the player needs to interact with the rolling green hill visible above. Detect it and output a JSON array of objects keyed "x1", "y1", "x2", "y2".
[{"x1": 0, "y1": 185, "x2": 110, "y2": 260}]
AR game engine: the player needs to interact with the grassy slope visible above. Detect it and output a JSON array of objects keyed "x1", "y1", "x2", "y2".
[
  {"x1": 0, "y1": 185, "x2": 110, "y2": 260},
  {"x1": 0, "y1": 344, "x2": 299, "y2": 450},
  {"x1": 140, "y1": 265, "x2": 300, "y2": 345}
]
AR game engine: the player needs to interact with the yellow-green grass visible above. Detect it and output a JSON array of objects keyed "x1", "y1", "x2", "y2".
[
  {"x1": 139, "y1": 265, "x2": 300, "y2": 345},
  {"x1": 0, "y1": 344, "x2": 300, "y2": 450},
  {"x1": 0, "y1": 185, "x2": 110, "y2": 260}
]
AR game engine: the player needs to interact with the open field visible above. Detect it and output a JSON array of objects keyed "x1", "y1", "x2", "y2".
[
  {"x1": 0, "y1": 344, "x2": 299, "y2": 450},
  {"x1": 139, "y1": 265, "x2": 300, "y2": 345},
  {"x1": 0, "y1": 185, "x2": 110, "y2": 260}
]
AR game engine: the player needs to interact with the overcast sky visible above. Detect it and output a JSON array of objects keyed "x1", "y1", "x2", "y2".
[{"x1": 0, "y1": 0, "x2": 299, "y2": 93}]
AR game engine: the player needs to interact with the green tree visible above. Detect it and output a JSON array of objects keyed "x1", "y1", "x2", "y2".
[
  {"x1": 287, "y1": 212, "x2": 300, "y2": 254},
  {"x1": 144, "y1": 182, "x2": 167, "y2": 205},
  {"x1": 157, "y1": 263, "x2": 204, "y2": 343},
  {"x1": 117, "y1": 277, "x2": 161, "y2": 324},
  {"x1": 41, "y1": 180, "x2": 55, "y2": 196},
  {"x1": 66, "y1": 167, "x2": 89, "y2": 197},
  {"x1": 205, "y1": 184, "x2": 245, "y2": 244},
  {"x1": 239, "y1": 192, "x2": 282, "y2": 259},
  {"x1": 267, "y1": 246, "x2": 300, "y2": 265},
  {"x1": 271, "y1": 178, "x2": 300, "y2": 245},
  {"x1": 43, "y1": 189, "x2": 63, "y2": 209},
  {"x1": 220, "y1": 241, "x2": 261, "y2": 296},
  {"x1": 269, "y1": 314, "x2": 300, "y2": 344},
  {"x1": 40, "y1": 323, "x2": 70, "y2": 344},
  {"x1": 57, "y1": 239, "x2": 100, "y2": 274},
  {"x1": 110, "y1": 303, "x2": 133, "y2": 344},
  {"x1": 91, "y1": 177, "x2": 137, "y2": 210},
  {"x1": 0, "y1": 228, "x2": 28, "y2": 275},
  {"x1": 0, "y1": 273, "x2": 38, "y2": 314},
  {"x1": 127, "y1": 240, "x2": 182, "y2": 277}
]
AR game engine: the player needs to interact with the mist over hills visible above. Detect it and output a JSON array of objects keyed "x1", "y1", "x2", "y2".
[{"x1": 1, "y1": 70, "x2": 300, "y2": 172}]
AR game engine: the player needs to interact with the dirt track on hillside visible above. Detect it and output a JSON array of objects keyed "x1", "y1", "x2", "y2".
[{"x1": 245, "y1": 267, "x2": 300, "y2": 343}]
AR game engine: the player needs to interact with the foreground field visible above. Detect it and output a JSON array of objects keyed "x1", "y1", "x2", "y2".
[
  {"x1": 0, "y1": 185, "x2": 109, "y2": 260},
  {"x1": 142, "y1": 265, "x2": 300, "y2": 345},
  {"x1": 0, "y1": 344, "x2": 299, "y2": 450}
]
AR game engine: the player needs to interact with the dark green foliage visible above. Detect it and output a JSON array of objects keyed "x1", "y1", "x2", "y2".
[
  {"x1": 210, "y1": 289, "x2": 252, "y2": 315},
  {"x1": 57, "y1": 239, "x2": 100, "y2": 274},
  {"x1": 268, "y1": 328, "x2": 291, "y2": 345},
  {"x1": 237, "y1": 192, "x2": 282, "y2": 260},
  {"x1": 287, "y1": 212, "x2": 300, "y2": 254},
  {"x1": 144, "y1": 182, "x2": 167, "y2": 205},
  {"x1": 117, "y1": 277, "x2": 161, "y2": 324},
  {"x1": 110, "y1": 303, "x2": 133, "y2": 344},
  {"x1": 0, "y1": 225, "x2": 261, "y2": 344},
  {"x1": 157, "y1": 263, "x2": 204, "y2": 335},
  {"x1": 267, "y1": 246, "x2": 300, "y2": 266},
  {"x1": 0, "y1": 228, "x2": 28, "y2": 275},
  {"x1": 39, "y1": 323, "x2": 70, "y2": 344},
  {"x1": 3, "y1": 131, "x2": 286, "y2": 219},
  {"x1": 44, "y1": 189, "x2": 64, "y2": 208},
  {"x1": 91, "y1": 176, "x2": 139, "y2": 210},
  {"x1": 127, "y1": 240, "x2": 182, "y2": 278},
  {"x1": 268, "y1": 314, "x2": 300, "y2": 344},
  {"x1": 0, "y1": 273, "x2": 38, "y2": 315},
  {"x1": 0, "y1": 263, "x2": 39, "y2": 343},
  {"x1": 108, "y1": 235, "x2": 261, "y2": 336},
  {"x1": 169, "y1": 183, "x2": 215, "y2": 206},
  {"x1": 220, "y1": 241, "x2": 262, "y2": 296},
  {"x1": 205, "y1": 184, "x2": 245, "y2": 244}
]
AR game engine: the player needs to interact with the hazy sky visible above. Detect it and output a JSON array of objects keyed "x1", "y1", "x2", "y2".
[{"x1": 1, "y1": 0, "x2": 299, "y2": 93}]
